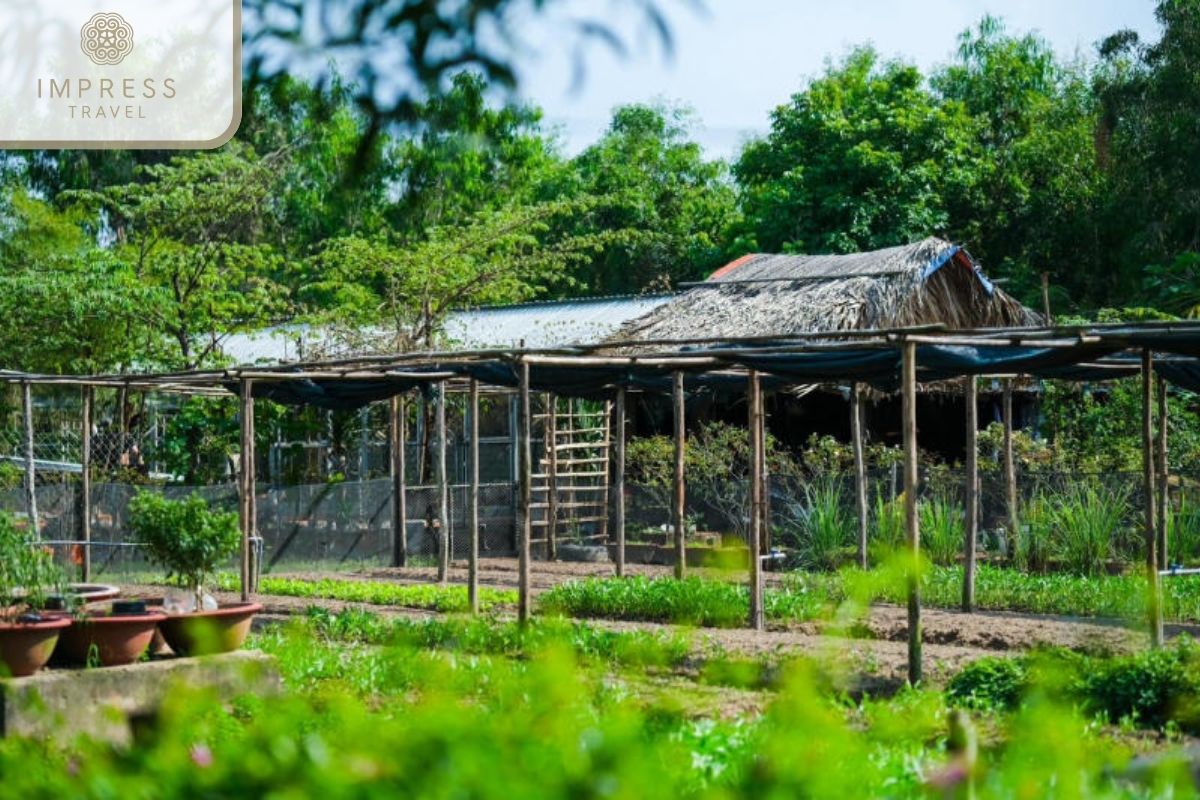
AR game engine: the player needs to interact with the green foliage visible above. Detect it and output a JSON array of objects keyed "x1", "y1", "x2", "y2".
[
  {"x1": 0, "y1": 512, "x2": 64, "y2": 616},
  {"x1": 222, "y1": 575, "x2": 517, "y2": 613},
  {"x1": 1013, "y1": 493, "x2": 1054, "y2": 572},
  {"x1": 919, "y1": 494, "x2": 964, "y2": 566},
  {"x1": 539, "y1": 576, "x2": 827, "y2": 628},
  {"x1": 1045, "y1": 483, "x2": 1131, "y2": 575},
  {"x1": 870, "y1": 491, "x2": 906, "y2": 563},
  {"x1": 1078, "y1": 637, "x2": 1200, "y2": 731},
  {"x1": 784, "y1": 477, "x2": 853, "y2": 571},
  {"x1": 733, "y1": 47, "x2": 979, "y2": 255},
  {"x1": 948, "y1": 657, "x2": 1029, "y2": 711},
  {"x1": 128, "y1": 492, "x2": 240, "y2": 599},
  {"x1": 1168, "y1": 492, "x2": 1200, "y2": 566}
]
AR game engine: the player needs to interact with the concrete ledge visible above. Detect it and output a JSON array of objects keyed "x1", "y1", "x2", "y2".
[{"x1": 1, "y1": 650, "x2": 280, "y2": 745}]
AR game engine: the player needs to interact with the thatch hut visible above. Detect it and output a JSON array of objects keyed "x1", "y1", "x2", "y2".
[
  {"x1": 611, "y1": 238, "x2": 1042, "y2": 456},
  {"x1": 612, "y1": 237, "x2": 1039, "y2": 348}
]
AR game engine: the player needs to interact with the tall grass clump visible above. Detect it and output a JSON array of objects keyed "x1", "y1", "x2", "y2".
[
  {"x1": 1047, "y1": 483, "x2": 1130, "y2": 575},
  {"x1": 1013, "y1": 492, "x2": 1053, "y2": 572},
  {"x1": 1168, "y1": 492, "x2": 1200, "y2": 566},
  {"x1": 869, "y1": 491, "x2": 905, "y2": 563},
  {"x1": 783, "y1": 477, "x2": 853, "y2": 570},
  {"x1": 919, "y1": 493, "x2": 963, "y2": 566}
]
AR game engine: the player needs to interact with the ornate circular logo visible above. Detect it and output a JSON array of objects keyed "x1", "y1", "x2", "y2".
[{"x1": 80, "y1": 12, "x2": 134, "y2": 66}]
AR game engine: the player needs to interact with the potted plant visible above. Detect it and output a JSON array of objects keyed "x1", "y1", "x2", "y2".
[
  {"x1": 128, "y1": 491, "x2": 260, "y2": 656},
  {"x1": 55, "y1": 597, "x2": 166, "y2": 667},
  {"x1": 0, "y1": 513, "x2": 71, "y2": 676}
]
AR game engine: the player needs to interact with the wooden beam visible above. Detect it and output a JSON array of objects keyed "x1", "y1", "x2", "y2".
[
  {"x1": 239, "y1": 379, "x2": 254, "y2": 602},
  {"x1": 748, "y1": 370, "x2": 765, "y2": 631},
  {"x1": 21, "y1": 381, "x2": 37, "y2": 538},
  {"x1": 546, "y1": 393, "x2": 558, "y2": 561},
  {"x1": 613, "y1": 388, "x2": 626, "y2": 577},
  {"x1": 390, "y1": 394, "x2": 408, "y2": 568},
  {"x1": 1002, "y1": 380, "x2": 1018, "y2": 549},
  {"x1": 963, "y1": 376, "x2": 978, "y2": 612},
  {"x1": 851, "y1": 383, "x2": 868, "y2": 568},
  {"x1": 436, "y1": 381, "x2": 449, "y2": 584},
  {"x1": 672, "y1": 371, "x2": 687, "y2": 580},
  {"x1": 79, "y1": 386, "x2": 93, "y2": 582},
  {"x1": 518, "y1": 359, "x2": 532, "y2": 624},
  {"x1": 1157, "y1": 376, "x2": 1169, "y2": 571},
  {"x1": 469, "y1": 379, "x2": 480, "y2": 614},
  {"x1": 902, "y1": 340, "x2": 922, "y2": 684},
  {"x1": 1143, "y1": 350, "x2": 1164, "y2": 647}
]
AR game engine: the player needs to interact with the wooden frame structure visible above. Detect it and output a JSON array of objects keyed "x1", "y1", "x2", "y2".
[{"x1": 11, "y1": 319, "x2": 1200, "y2": 680}]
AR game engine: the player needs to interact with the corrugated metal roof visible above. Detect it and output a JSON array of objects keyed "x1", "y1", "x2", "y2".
[
  {"x1": 708, "y1": 238, "x2": 954, "y2": 283},
  {"x1": 443, "y1": 294, "x2": 674, "y2": 349},
  {"x1": 218, "y1": 295, "x2": 675, "y2": 364}
]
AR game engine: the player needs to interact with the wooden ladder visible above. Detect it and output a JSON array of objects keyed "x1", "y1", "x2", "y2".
[{"x1": 531, "y1": 396, "x2": 611, "y2": 558}]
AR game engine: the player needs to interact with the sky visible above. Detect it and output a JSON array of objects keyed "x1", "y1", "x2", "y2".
[{"x1": 512, "y1": 0, "x2": 1161, "y2": 159}]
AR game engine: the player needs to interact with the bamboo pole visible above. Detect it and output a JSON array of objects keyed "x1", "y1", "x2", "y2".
[
  {"x1": 546, "y1": 393, "x2": 558, "y2": 561},
  {"x1": 239, "y1": 379, "x2": 254, "y2": 602},
  {"x1": 390, "y1": 394, "x2": 408, "y2": 568},
  {"x1": 1143, "y1": 350, "x2": 1164, "y2": 647},
  {"x1": 79, "y1": 387, "x2": 93, "y2": 582},
  {"x1": 1002, "y1": 380, "x2": 1018, "y2": 549},
  {"x1": 469, "y1": 379, "x2": 480, "y2": 614},
  {"x1": 851, "y1": 383, "x2": 868, "y2": 568},
  {"x1": 748, "y1": 370, "x2": 764, "y2": 631},
  {"x1": 1157, "y1": 376, "x2": 1169, "y2": 570},
  {"x1": 613, "y1": 388, "x2": 626, "y2": 577},
  {"x1": 963, "y1": 376, "x2": 978, "y2": 612},
  {"x1": 902, "y1": 341, "x2": 922, "y2": 684},
  {"x1": 436, "y1": 381, "x2": 449, "y2": 584},
  {"x1": 518, "y1": 360, "x2": 532, "y2": 624},
  {"x1": 672, "y1": 371, "x2": 687, "y2": 579},
  {"x1": 21, "y1": 381, "x2": 37, "y2": 537}
]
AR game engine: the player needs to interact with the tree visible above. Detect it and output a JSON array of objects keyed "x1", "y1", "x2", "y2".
[
  {"x1": 1096, "y1": 0, "x2": 1200, "y2": 314},
  {"x1": 931, "y1": 16, "x2": 1109, "y2": 309},
  {"x1": 0, "y1": 186, "x2": 145, "y2": 372},
  {"x1": 87, "y1": 148, "x2": 291, "y2": 369},
  {"x1": 385, "y1": 72, "x2": 560, "y2": 236},
  {"x1": 301, "y1": 198, "x2": 613, "y2": 353},
  {"x1": 565, "y1": 103, "x2": 738, "y2": 294},
  {"x1": 732, "y1": 47, "x2": 981, "y2": 256}
]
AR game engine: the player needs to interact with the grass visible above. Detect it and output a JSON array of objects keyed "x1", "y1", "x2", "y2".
[
  {"x1": 216, "y1": 574, "x2": 518, "y2": 612},
  {"x1": 539, "y1": 575, "x2": 828, "y2": 627},
  {"x1": 538, "y1": 565, "x2": 1200, "y2": 628},
  {"x1": 918, "y1": 494, "x2": 963, "y2": 566}
]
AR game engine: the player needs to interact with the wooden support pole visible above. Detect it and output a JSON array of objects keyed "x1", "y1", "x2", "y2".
[
  {"x1": 613, "y1": 388, "x2": 627, "y2": 577},
  {"x1": 436, "y1": 381, "x2": 449, "y2": 584},
  {"x1": 963, "y1": 376, "x2": 978, "y2": 612},
  {"x1": 902, "y1": 340, "x2": 922, "y2": 684},
  {"x1": 851, "y1": 383, "x2": 868, "y2": 568},
  {"x1": 79, "y1": 387, "x2": 93, "y2": 582},
  {"x1": 21, "y1": 381, "x2": 37, "y2": 538},
  {"x1": 1002, "y1": 380, "x2": 1018, "y2": 549},
  {"x1": 390, "y1": 394, "x2": 408, "y2": 568},
  {"x1": 546, "y1": 393, "x2": 558, "y2": 561},
  {"x1": 469, "y1": 379, "x2": 480, "y2": 614},
  {"x1": 748, "y1": 370, "x2": 765, "y2": 631},
  {"x1": 517, "y1": 360, "x2": 532, "y2": 624},
  {"x1": 672, "y1": 371, "x2": 687, "y2": 580},
  {"x1": 1143, "y1": 350, "x2": 1164, "y2": 647},
  {"x1": 239, "y1": 379, "x2": 254, "y2": 602},
  {"x1": 1157, "y1": 376, "x2": 1169, "y2": 570}
]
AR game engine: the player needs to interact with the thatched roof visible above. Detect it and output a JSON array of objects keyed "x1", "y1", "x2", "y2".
[{"x1": 610, "y1": 238, "x2": 1040, "y2": 349}]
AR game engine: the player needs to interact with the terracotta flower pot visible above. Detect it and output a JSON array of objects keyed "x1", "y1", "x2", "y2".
[
  {"x1": 56, "y1": 609, "x2": 166, "y2": 666},
  {"x1": 158, "y1": 603, "x2": 263, "y2": 656},
  {"x1": 0, "y1": 615, "x2": 72, "y2": 677}
]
